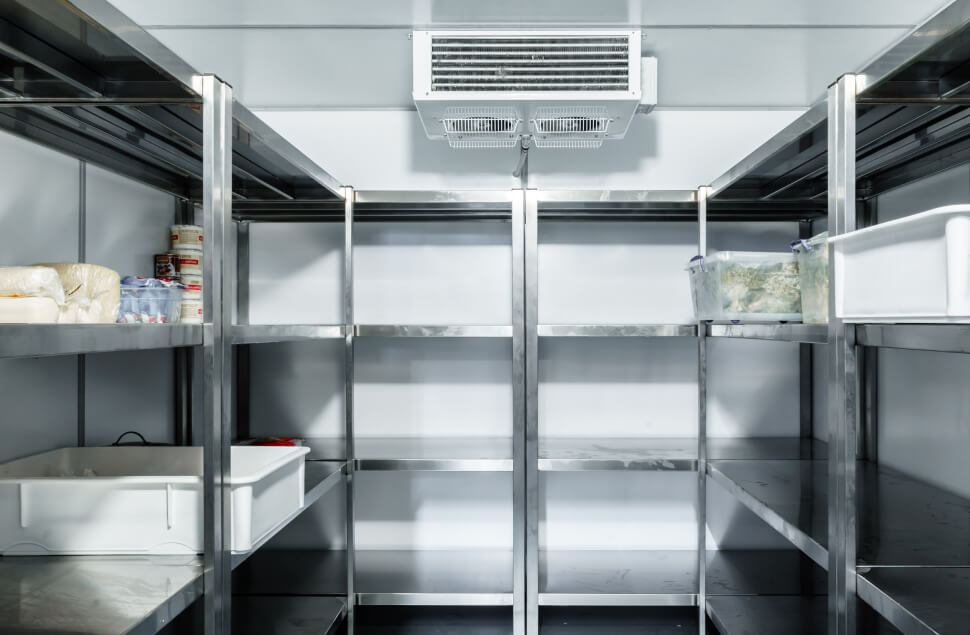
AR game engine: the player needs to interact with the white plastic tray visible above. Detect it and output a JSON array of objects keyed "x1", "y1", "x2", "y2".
[
  {"x1": 831, "y1": 204, "x2": 970, "y2": 322},
  {"x1": 0, "y1": 445, "x2": 309, "y2": 555}
]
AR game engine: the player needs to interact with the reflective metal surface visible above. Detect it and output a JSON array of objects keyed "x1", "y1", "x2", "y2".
[
  {"x1": 537, "y1": 324, "x2": 696, "y2": 338},
  {"x1": 355, "y1": 190, "x2": 513, "y2": 204},
  {"x1": 511, "y1": 189, "x2": 526, "y2": 635},
  {"x1": 707, "y1": 437, "x2": 828, "y2": 460},
  {"x1": 707, "y1": 596, "x2": 828, "y2": 635},
  {"x1": 353, "y1": 437, "x2": 513, "y2": 471},
  {"x1": 231, "y1": 324, "x2": 346, "y2": 344},
  {"x1": 707, "y1": 460, "x2": 829, "y2": 570},
  {"x1": 524, "y1": 190, "x2": 541, "y2": 633},
  {"x1": 539, "y1": 437, "x2": 698, "y2": 471},
  {"x1": 344, "y1": 187, "x2": 357, "y2": 633},
  {"x1": 230, "y1": 461, "x2": 346, "y2": 569},
  {"x1": 539, "y1": 551, "x2": 697, "y2": 606},
  {"x1": 706, "y1": 550, "x2": 825, "y2": 596},
  {"x1": 707, "y1": 323, "x2": 828, "y2": 344},
  {"x1": 354, "y1": 324, "x2": 513, "y2": 338},
  {"x1": 828, "y1": 73, "x2": 859, "y2": 635},
  {"x1": 232, "y1": 597, "x2": 346, "y2": 635},
  {"x1": 857, "y1": 567, "x2": 970, "y2": 635},
  {"x1": 855, "y1": 323, "x2": 970, "y2": 354},
  {"x1": 0, "y1": 324, "x2": 202, "y2": 359},
  {"x1": 201, "y1": 73, "x2": 233, "y2": 635},
  {"x1": 357, "y1": 551, "x2": 514, "y2": 606},
  {"x1": 0, "y1": 555, "x2": 203, "y2": 635},
  {"x1": 536, "y1": 190, "x2": 697, "y2": 204}
]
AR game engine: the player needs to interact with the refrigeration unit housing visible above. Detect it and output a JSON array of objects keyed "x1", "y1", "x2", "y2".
[{"x1": 412, "y1": 30, "x2": 655, "y2": 148}]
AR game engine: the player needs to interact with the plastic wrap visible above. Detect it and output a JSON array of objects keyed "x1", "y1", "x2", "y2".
[
  {"x1": 118, "y1": 277, "x2": 183, "y2": 324},
  {"x1": 33, "y1": 263, "x2": 121, "y2": 324},
  {"x1": 0, "y1": 266, "x2": 65, "y2": 305},
  {"x1": 0, "y1": 297, "x2": 60, "y2": 323}
]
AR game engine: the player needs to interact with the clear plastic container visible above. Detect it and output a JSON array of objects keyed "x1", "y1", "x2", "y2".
[
  {"x1": 791, "y1": 232, "x2": 829, "y2": 324},
  {"x1": 118, "y1": 287, "x2": 183, "y2": 324},
  {"x1": 687, "y1": 251, "x2": 802, "y2": 322}
]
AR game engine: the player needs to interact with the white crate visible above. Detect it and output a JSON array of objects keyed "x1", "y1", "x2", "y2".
[
  {"x1": 0, "y1": 445, "x2": 309, "y2": 555},
  {"x1": 831, "y1": 205, "x2": 970, "y2": 323}
]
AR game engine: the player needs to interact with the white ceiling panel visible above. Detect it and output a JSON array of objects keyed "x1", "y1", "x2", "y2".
[
  {"x1": 148, "y1": 26, "x2": 908, "y2": 108},
  {"x1": 110, "y1": 0, "x2": 949, "y2": 28}
]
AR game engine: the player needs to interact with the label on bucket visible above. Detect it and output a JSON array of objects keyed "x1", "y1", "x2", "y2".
[{"x1": 171, "y1": 225, "x2": 203, "y2": 249}]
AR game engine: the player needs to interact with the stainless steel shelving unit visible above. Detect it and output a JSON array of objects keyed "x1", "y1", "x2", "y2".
[
  {"x1": 0, "y1": 1, "x2": 345, "y2": 634},
  {"x1": 701, "y1": 2, "x2": 970, "y2": 633}
]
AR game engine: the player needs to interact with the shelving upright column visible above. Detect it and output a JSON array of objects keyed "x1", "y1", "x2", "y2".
[{"x1": 826, "y1": 73, "x2": 859, "y2": 635}]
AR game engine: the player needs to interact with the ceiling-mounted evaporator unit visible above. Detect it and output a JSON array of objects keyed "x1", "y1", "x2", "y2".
[{"x1": 413, "y1": 30, "x2": 656, "y2": 149}]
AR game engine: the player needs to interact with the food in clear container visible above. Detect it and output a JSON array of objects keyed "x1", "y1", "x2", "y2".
[
  {"x1": 687, "y1": 251, "x2": 802, "y2": 322},
  {"x1": 791, "y1": 232, "x2": 828, "y2": 324},
  {"x1": 118, "y1": 277, "x2": 183, "y2": 324}
]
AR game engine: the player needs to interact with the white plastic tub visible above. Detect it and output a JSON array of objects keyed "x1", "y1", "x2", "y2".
[
  {"x1": 831, "y1": 204, "x2": 970, "y2": 322},
  {"x1": 687, "y1": 251, "x2": 802, "y2": 322},
  {"x1": 0, "y1": 445, "x2": 309, "y2": 555}
]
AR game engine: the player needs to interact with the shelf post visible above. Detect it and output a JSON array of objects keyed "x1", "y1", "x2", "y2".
[
  {"x1": 524, "y1": 189, "x2": 540, "y2": 634},
  {"x1": 344, "y1": 186, "x2": 357, "y2": 633},
  {"x1": 827, "y1": 73, "x2": 859, "y2": 635},
  {"x1": 199, "y1": 74, "x2": 233, "y2": 635},
  {"x1": 512, "y1": 189, "x2": 527, "y2": 635},
  {"x1": 696, "y1": 184, "x2": 710, "y2": 634}
]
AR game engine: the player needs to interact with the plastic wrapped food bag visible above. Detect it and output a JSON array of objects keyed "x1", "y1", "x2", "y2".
[{"x1": 0, "y1": 266, "x2": 66, "y2": 305}]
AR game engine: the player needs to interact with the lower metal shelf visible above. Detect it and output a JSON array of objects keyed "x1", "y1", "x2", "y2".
[
  {"x1": 0, "y1": 554, "x2": 203, "y2": 635},
  {"x1": 707, "y1": 459, "x2": 829, "y2": 570},
  {"x1": 235, "y1": 549, "x2": 513, "y2": 606},
  {"x1": 539, "y1": 438, "x2": 698, "y2": 471},
  {"x1": 232, "y1": 596, "x2": 346, "y2": 635},
  {"x1": 707, "y1": 323, "x2": 828, "y2": 344},
  {"x1": 539, "y1": 551, "x2": 697, "y2": 606},
  {"x1": 231, "y1": 461, "x2": 345, "y2": 569},
  {"x1": 302, "y1": 437, "x2": 513, "y2": 471},
  {"x1": 707, "y1": 550, "x2": 825, "y2": 596},
  {"x1": 857, "y1": 567, "x2": 970, "y2": 635},
  {"x1": 232, "y1": 324, "x2": 345, "y2": 344},
  {"x1": 0, "y1": 323, "x2": 202, "y2": 358},
  {"x1": 541, "y1": 607, "x2": 699, "y2": 634},
  {"x1": 707, "y1": 595, "x2": 827, "y2": 635}
]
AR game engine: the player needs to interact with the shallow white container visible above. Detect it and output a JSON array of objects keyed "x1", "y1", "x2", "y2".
[
  {"x1": 831, "y1": 204, "x2": 970, "y2": 322},
  {"x1": 0, "y1": 445, "x2": 309, "y2": 555}
]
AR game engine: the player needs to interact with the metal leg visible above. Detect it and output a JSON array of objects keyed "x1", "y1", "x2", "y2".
[
  {"x1": 512, "y1": 190, "x2": 527, "y2": 635},
  {"x1": 524, "y1": 189, "x2": 540, "y2": 634},
  {"x1": 343, "y1": 187, "x2": 356, "y2": 633},
  {"x1": 235, "y1": 222, "x2": 251, "y2": 442},
  {"x1": 77, "y1": 160, "x2": 86, "y2": 447},
  {"x1": 827, "y1": 73, "x2": 859, "y2": 635},
  {"x1": 696, "y1": 185, "x2": 709, "y2": 635},
  {"x1": 200, "y1": 74, "x2": 233, "y2": 635}
]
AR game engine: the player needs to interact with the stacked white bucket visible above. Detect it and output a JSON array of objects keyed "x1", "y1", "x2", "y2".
[{"x1": 170, "y1": 225, "x2": 203, "y2": 324}]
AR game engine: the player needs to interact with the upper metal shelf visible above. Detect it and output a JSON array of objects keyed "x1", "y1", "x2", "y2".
[
  {"x1": 0, "y1": 0, "x2": 342, "y2": 202},
  {"x1": 0, "y1": 323, "x2": 202, "y2": 359},
  {"x1": 710, "y1": 0, "x2": 970, "y2": 202}
]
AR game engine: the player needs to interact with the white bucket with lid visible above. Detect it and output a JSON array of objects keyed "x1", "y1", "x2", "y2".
[
  {"x1": 171, "y1": 225, "x2": 203, "y2": 249},
  {"x1": 180, "y1": 275, "x2": 203, "y2": 300},
  {"x1": 180, "y1": 299, "x2": 203, "y2": 324},
  {"x1": 173, "y1": 248, "x2": 202, "y2": 276}
]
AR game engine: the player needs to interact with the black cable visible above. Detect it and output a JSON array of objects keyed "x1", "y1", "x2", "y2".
[{"x1": 112, "y1": 430, "x2": 149, "y2": 446}]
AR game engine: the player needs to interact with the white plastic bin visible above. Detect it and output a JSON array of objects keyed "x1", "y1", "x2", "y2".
[
  {"x1": 792, "y1": 232, "x2": 829, "y2": 324},
  {"x1": 831, "y1": 204, "x2": 970, "y2": 322},
  {"x1": 686, "y1": 251, "x2": 802, "y2": 322},
  {"x1": 0, "y1": 445, "x2": 309, "y2": 555}
]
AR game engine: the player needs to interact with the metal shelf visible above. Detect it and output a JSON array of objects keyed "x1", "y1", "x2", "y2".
[
  {"x1": 0, "y1": 324, "x2": 202, "y2": 359},
  {"x1": 539, "y1": 551, "x2": 697, "y2": 606},
  {"x1": 857, "y1": 567, "x2": 970, "y2": 635},
  {"x1": 707, "y1": 324, "x2": 828, "y2": 344},
  {"x1": 0, "y1": 554, "x2": 203, "y2": 635},
  {"x1": 707, "y1": 459, "x2": 829, "y2": 570},
  {"x1": 231, "y1": 461, "x2": 345, "y2": 569},
  {"x1": 300, "y1": 437, "x2": 513, "y2": 471},
  {"x1": 855, "y1": 324, "x2": 970, "y2": 354},
  {"x1": 354, "y1": 325, "x2": 513, "y2": 338},
  {"x1": 232, "y1": 324, "x2": 345, "y2": 345},
  {"x1": 541, "y1": 607, "x2": 699, "y2": 634},
  {"x1": 707, "y1": 550, "x2": 825, "y2": 596},
  {"x1": 539, "y1": 437, "x2": 697, "y2": 471},
  {"x1": 709, "y1": 454, "x2": 970, "y2": 571},
  {"x1": 0, "y1": 0, "x2": 342, "y2": 201},
  {"x1": 707, "y1": 596, "x2": 827, "y2": 635},
  {"x1": 234, "y1": 549, "x2": 513, "y2": 606},
  {"x1": 537, "y1": 325, "x2": 697, "y2": 338},
  {"x1": 232, "y1": 596, "x2": 346, "y2": 635},
  {"x1": 707, "y1": 437, "x2": 828, "y2": 461}
]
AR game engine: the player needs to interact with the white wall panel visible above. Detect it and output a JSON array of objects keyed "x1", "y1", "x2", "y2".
[
  {"x1": 541, "y1": 472, "x2": 698, "y2": 550},
  {"x1": 354, "y1": 222, "x2": 512, "y2": 325},
  {"x1": 248, "y1": 223, "x2": 343, "y2": 325},
  {"x1": 539, "y1": 338, "x2": 697, "y2": 438},
  {"x1": 0, "y1": 130, "x2": 79, "y2": 462},
  {"x1": 256, "y1": 110, "x2": 804, "y2": 191},
  {"x1": 354, "y1": 338, "x2": 512, "y2": 438},
  {"x1": 112, "y1": 0, "x2": 946, "y2": 27},
  {"x1": 249, "y1": 340, "x2": 346, "y2": 439},
  {"x1": 355, "y1": 471, "x2": 513, "y2": 550},
  {"x1": 538, "y1": 222, "x2": 696, "y2": 324}
]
